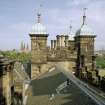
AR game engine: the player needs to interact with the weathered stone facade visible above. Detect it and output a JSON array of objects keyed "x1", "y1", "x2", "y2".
[
  {"x1": 29, "y1": 32, "x2": 76, "y2": 79},
  {"x1": 13, "y1": 61, "x2": 30, "y2": 105},
  {"x1": 29, "y1": 34, "x2": 48, "y2": 79},
  {"x1": 75, "y1": 35, "x2": 96, "y2": 77},
  {"x1": 0, "y1": 53, "x2": 30, "y2": 105},
  {"x1": 0, "y1": 54, "x2": 14, "y2": 105}
]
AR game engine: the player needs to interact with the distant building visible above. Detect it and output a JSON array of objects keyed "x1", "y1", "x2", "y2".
[
  {"x1": 95, "y1": 50, "x2": 105, "y2": 56},
  {"x1": 20, "y1": 41, "x2": 30, "y2": 53}
]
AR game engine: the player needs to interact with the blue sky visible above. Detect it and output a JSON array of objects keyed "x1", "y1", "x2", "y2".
[{"x1": 0, "y1": 0, "x2": 105, "y2": 50}]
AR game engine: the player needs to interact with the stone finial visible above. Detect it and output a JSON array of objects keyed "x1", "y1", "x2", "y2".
[
  {"x1": 83, "y1": 8, "x2": 87, "y2": 25},
  {"x1": 37, "y1": 4, "x2": 42, "y2": 23}
]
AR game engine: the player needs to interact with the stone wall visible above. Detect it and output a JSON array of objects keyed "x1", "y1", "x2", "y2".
[
  {"x1": 31, "y1": 61, "x2": 75, "y2": 79},
  {"x1": 0, "y1": 57, "x2": 14, "y2": 105}
]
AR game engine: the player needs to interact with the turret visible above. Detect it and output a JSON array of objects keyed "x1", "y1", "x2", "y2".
[
  {"x1": 75, "y1": 8, "x2": 96, "y2": 77},
  {"x1": 29, "y1": 6, "x2": 49, "y2": 79}
]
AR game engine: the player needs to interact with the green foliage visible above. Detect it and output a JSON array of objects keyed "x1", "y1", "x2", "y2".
[
  {"x1": 2, "y1": 51, "x2": 31, "y2": 63},
  {"x1": 96, "y1": 55, "x2": 105, "y2": 69}
]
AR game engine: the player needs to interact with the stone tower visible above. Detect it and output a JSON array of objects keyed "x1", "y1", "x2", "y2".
[
  {"x1": 20, "y1": 41, "x2": 25, "y2": 52},
  {"x1": 75, "y1": 8, "x2": 96, "y2": 77},
  {"x1": 29, "y1": 12, "x2": 48, "y2": 79}
]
